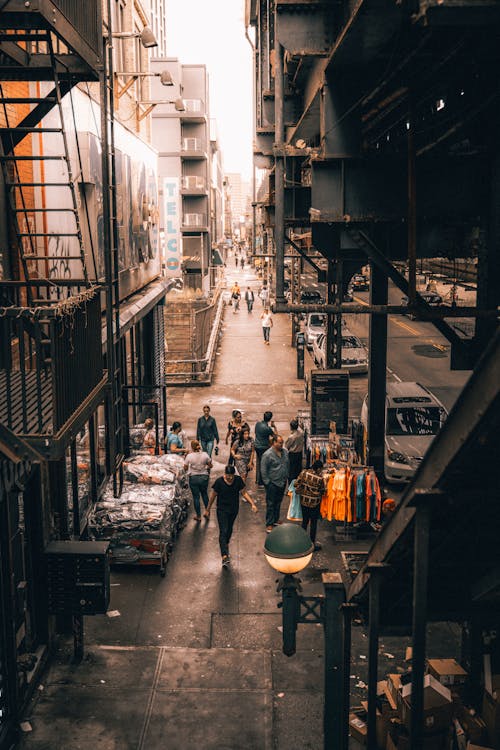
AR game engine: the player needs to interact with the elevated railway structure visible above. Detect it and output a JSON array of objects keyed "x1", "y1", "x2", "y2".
[
  {"x1": 247, "y1": 3, "x2": 500, "y2": 747},
  {"x1": 247, "y1": 0, "x2": 500, "y2": 473}
]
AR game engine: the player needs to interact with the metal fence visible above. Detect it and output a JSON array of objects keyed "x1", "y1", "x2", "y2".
[{"x1": 165, "y1": 290, "x2": 224, "y2": 384}]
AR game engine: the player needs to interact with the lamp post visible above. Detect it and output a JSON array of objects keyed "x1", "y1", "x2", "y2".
[{"x1": 264, "y1": 524, "x2": 350, "y2": 750}]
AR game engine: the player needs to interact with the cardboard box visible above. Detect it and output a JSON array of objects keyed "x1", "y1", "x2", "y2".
[
  {"x1": 400, "y1": 674, "x2": 453, "y2": 734},
  {"x1": 386, "y1": 724, "x2": 448, "y2": 750},
  {"x1": 482, "y1": 690, "x2": 500, "y2": 750},
  {"x1": 387, "y1": 674, "x2": 403, "y2": 709},
  {"x1": 428, "y1": 659, "x2": 468, "y2": 687},
  {"x1": 349, "y1": 712, "x2": 367, "y2": 745}
]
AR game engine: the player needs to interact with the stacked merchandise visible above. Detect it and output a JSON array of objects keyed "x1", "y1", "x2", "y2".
[{"x1": 88, "y1": 454, "x2": 190, "y2": 576}]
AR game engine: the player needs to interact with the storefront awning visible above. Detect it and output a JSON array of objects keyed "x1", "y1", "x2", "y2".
[
  {"x1": 211, "y1": 249, "x2": 224, "y2": 267},
  {"x1": 102, "y1": 278, "x2": 169, "y2": 349}
]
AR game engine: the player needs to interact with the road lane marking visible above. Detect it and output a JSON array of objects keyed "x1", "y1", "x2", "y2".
[
  {"x1": 387, "y1": 367, "x2": 402, "y2": 382},
  {"x1": 394, "y1": 319, "x2": 420, "y2": 336},
  {"x1": 353, "y1": 295, "x2": 369, "y2": 306}
]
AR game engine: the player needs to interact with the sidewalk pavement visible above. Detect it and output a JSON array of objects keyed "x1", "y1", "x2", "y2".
[{"x1": 19, "y1": 265, "x2": 459, "y2": 750}]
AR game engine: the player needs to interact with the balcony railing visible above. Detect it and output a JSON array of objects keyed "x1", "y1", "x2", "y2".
[
  {"x1": 181, "y1": 176, "x2": 206, "y2": 191},
  {"x1": 183, "y1": 99, "x2": 204, "y2": 113},
  {"x1": 183, "y1": 213, "x2": 208, "y2": 228},
  {"x1": 182, "y1": 137, "x2": 204, "y2": 152},
  {"x1": 0, "y1": 282, "x2": 104, "y2": 452}
]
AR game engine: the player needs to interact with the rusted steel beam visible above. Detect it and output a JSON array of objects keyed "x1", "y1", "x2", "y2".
[{"x1": 273, "y1": 302, "x2": 498, "y2": 317}]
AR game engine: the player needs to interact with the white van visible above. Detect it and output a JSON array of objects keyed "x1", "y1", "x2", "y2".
[{"x1": 360, "y1": 381, "x2": 448, "y2": 483}]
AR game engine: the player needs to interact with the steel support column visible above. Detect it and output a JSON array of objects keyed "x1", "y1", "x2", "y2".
[
  {"x1": 407, "y1": 98, "x2": 417, "y2": 306},
  {"x1": 367, "y1": 564, "x2": 386, "y2": 749},
  {"x1": 274, "y1": 10, "x2": 285, "y2": 304},
  {"x1": 341, "y1": 603, "x2": 357, "y2": 750},
  {"x1": 326, "y1": 252, "x2": 343, "y2": 370},
  {"x1": 477, "y1": 137, "x2": 500, "y2": 352},
  {"x1": 410, "y1": 496, "x2": 432, "y2": 750},
  {"x1": 367, "y1": 263, "x2": 388, "y2": 477},
  {"x1": 323, "y1": 573, "x2": 346, "y2": 750}
]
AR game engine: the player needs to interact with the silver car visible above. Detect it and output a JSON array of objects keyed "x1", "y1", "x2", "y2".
[
  {"x1": 304, "y1": 313, "x2": 326, "y2": 348},
  {"x1": 361, "y1": 382, "x2": 448, "y2": 483},
  {"x1": 312, "y1": 331, "x2": 368, "y2": 374}
]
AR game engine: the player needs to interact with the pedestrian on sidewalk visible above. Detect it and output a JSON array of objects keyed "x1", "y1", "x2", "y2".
[
  {"x1": 285, "y1": 418, "x2": 304, "y2": 481},
  {"x1": 196, "y1": 404, "x2": 219, "y2": 458},
  {"x1": 240, "y1": 256, "x2": 245, "y2": 269},
  {"x1": 231, "y1": 282, "x2": 241, "y2": 312},
  {"x1": 254, "y1": 411, "x2": 276, "y2": 486},
  {"x1": 225, "y1": 410, "x2": 250, "y2": 460},
  {"x1": 230, "y1": 427, "x2": 255, "y2": 482},
  {"x1": 184, "y1": 441, "x2": 212, "y2": 522},
  {"x1": 294, "y1": 460, "x2": 325, "y2": 551},
  {"x1": 259, "y1": 285, "x2": 270, "y2": 307},
  {"x1": 244, "y1": 286, "x2": 255, "y2": 312},
  {"x1": 261, "y1": 308, "x2": 273, "y2": 344},
  {"x1": 261, "y1": 435, "x2": 289, "y2": 532},
  {"x1": 165, "y1": 421, "x2": 187, "y2": 455},
  {"x1": 205, "y1": 465, "x2": 258, "y2": 567}
]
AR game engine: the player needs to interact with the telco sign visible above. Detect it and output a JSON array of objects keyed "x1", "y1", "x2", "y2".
[{"x1": 163, "y1": 178, "x2": 181, "y2": 277}]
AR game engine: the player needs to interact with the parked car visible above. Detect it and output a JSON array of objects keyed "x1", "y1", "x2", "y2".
[
  {"x1": 401, "y1": 292, "x2": 443, "y2": 319},
  {"x1": 304, "y1": 313, "x2": 326, "y2": 348},
  {"x1": 360, "y1": 381, "x2": 448, "y2": 483},
  {"x1": 401, "y1": 292, "x2": 443, "y2": 307},
  {"x1": 300, "y1": 288, "x2": 325, "y2": 305},
  {"x1": 351, "y1": 274, "x2": 369, "y2": 291},
  {"x1": 312, "y1": 331, "x2": 368, "y2": 373}
]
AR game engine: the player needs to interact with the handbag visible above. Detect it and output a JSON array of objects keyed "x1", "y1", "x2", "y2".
[{"x1": 286, "y1": 480, "x2": 303, "y2": 521}]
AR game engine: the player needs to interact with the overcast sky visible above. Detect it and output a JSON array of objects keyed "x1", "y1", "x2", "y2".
[{"x1": 166, "y1": 0, "x2": 253, "y2": 181}]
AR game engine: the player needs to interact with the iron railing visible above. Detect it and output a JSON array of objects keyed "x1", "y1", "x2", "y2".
[
  {"x1": 165, "y1": 290, "x2": 224, "y2": 384},
  {"x1": 0, "y1": 282, "x2": 103, "y2": 438}
]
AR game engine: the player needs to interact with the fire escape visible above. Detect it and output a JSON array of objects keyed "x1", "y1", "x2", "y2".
[{"x1": 0, "y1": 5, "x2": 116, "y2": 746}]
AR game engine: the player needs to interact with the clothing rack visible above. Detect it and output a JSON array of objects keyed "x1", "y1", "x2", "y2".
[{"x1": 321, "y1": 462, "x2": 380, "y2": 540}]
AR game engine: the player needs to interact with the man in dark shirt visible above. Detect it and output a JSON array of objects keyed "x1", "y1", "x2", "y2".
[
  {"x1": 196, "y1": 405, "x2": 220, "y2": 458},
  {"x1": 254, "y1": 410, "x2": 276, "y2": 486},
  {"x1": 205, "y1": 465, "x2": 258, "y2": 566}
]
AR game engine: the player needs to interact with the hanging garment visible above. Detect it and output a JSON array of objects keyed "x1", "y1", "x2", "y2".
[{"x1": 286, "y1": 480, "x2": 303, "y2": 521}]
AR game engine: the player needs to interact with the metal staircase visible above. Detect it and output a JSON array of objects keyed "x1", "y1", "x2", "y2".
[{"x1": 0, "y1": 33, "x2": 90, "y2": 300}]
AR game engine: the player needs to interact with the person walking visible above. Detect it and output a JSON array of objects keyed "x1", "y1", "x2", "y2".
[
  {"x1": 259, "y1": 285, "x2": 270, "y2": 307},
  {"x1": 294, "y1": 460, "x2": 326, "y2": 551},
  {"x1": 205, "y1": 465, "x2": 258, "y2": 567},
  {"x1": 231, "y1": 282, "x2": 241, "y2": 312},
  {"x1": 165, "y1": 421, "x2": 187, "y2": 455},
  {"x1": 254, "y1": 411, "x2": 276, "y2": 486},
  {"x1": 196, "y1": 405, "x2": 219, "y2": 458},
  {"x1": 285, "y1": 418, "x2": 304, "y2": 481},
  {"x1": 260, "y1": 435, "x2": 289, "y2": 532},
  {"x1": 240, "y1": 255, "x2": 245, "y2": 269},
  {"x1": 244, "y1": 287, "x2": 255, "y2": 313},
  {"x1": 184, "y1": 441, "x2": 212, "y2": 522},
  {"x1": 261, "y1": 308, "x2": 273, "y2": 344},
  {"x1": 230, "y1": 427, "x2": 255, "y2": 481},
  {"x1": 225, "y1": 410, "x2": 250, "y2": 450}
]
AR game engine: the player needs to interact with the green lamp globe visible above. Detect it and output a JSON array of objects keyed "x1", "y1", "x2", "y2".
[{"x1": 264, "y1": 523, "x2": 314, "y2": 575}]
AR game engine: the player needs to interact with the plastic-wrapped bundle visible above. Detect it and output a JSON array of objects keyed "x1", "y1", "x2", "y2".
[{"x1": 123, "y1": 457, "x2": 176, "y2": 485}]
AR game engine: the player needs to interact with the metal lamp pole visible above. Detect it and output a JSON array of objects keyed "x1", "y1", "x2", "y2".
[{"x1": 264, "y1": 524, "x2": 351, "y2": 750}]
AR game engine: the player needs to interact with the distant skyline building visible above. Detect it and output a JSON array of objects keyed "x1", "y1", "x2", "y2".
[
  {"x1": 226, "y1": 172, "x2": 251, "y2": 238},
  {"x1": 150, "y1": 57, "x2": 224, "y2": 292},
  {"x1": 148, "y1": 0, "x2": 168, "y2": 57}
]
